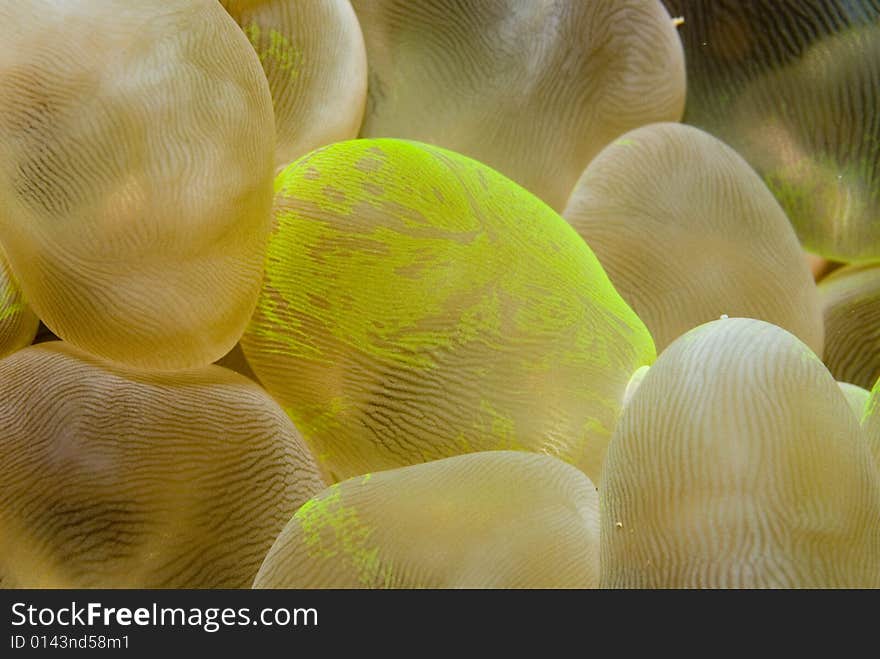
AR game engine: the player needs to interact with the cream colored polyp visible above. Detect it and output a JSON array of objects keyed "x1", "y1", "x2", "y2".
[
  {"x1": 564, "y1": 123, "x2": 824, "y2": 355},
  {"x1": 220, "y1": 0, "x2": 367, "y2": 170},
  {"x1": 0, "y1": 0, "x2": 275, "y2": 369},
  {"x1": 820, "y1": 264, "x2": 880, "y2": 390},
  {"x1": 601, "y1": 317, "x2": 880, "y2": 588},
  {"x1": 861, "y1": 378, "x2": 880, "y2": 469},
  {"x1": 353, "y1": 0, "x2": 685, "y2": 211},
  {"x1": 0, "y1": 342, "x2": 325, "y2": 588},
  {"x1": 254, "y1": 452, "x2": 600, "y2": 588}
]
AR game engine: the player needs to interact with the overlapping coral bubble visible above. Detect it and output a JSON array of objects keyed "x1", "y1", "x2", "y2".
[
  {"x1": 243, "y1": 138, "x2": 655, "y2": 484},
  {"x1": 0, "y1": 0, "x2": 275, "y2": 370},
  {"x1": 221, "y1": 0, "x2": 367, "y2": 169},
  {"x1": 254, "y1": 451, "x2": 600, "y2": 588},
  {"x1": 664, "y1": 0, "x2": 880, "y2": 262},
  {"x1": 601, "y1": 318, "x2": 880, "y2": 588},
  {"x1": 354, "y1": 0, "x2": 686, "y2": 210},
  {"x1": 0, "y1": 342, "x2": 325, "y2": 588},
  {"x1": 564, "y1": 122, "x2": 824, "y2": 354}
]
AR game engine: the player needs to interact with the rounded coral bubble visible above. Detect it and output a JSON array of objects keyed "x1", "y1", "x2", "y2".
[
  {"x1": 353, "y1": 0, "x2": 685, "y2": 210},
  {"x1": 819, "y1": 264, "x2": 880, "y2": 390},
  {"x1": 602, "y1": 317, "x2": 880, "y2": 588},
  {"x1": 0, "y1": 0, "x2": 275, "y2": 369},
  {"x1": 220, "y1": 0, "x2": 367, "y2": 170},
  {"x1": 664, "y1": 0, "x2": 880, "y2": 262},
  {"x1": 563, "y1": 122, "x2": 824, "y2": 355},
  {"x1": 242, "y1": 138, "x2": 655, "y2": 484},
  {"x1": 254, "y1": 451, "x2": 600, "y2": 589},
  {"x1": 0, "y1": 342, "x2": 325, "y2": 588}
]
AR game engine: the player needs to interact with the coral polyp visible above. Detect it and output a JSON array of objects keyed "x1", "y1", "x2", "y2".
[
  {"x1": 0, "y1": 342, "x2": 325, "y2": 588},
  {"x1": 0, "y1": 0, "x2": 877, "y2": 594},
  {"x1": 242, "y1": 138, "x2": 654, "y2": 484},
  {"x1": 254, "y1": 451, "x2": 600, "y2": 589},
  {"x1": 0, "y1": 0, "x2": 275, "y2": 370},
  {"x1": 220, "y1": 0, "x2": 367, "y2": 169},
  {"x1": 601, "y1": 318, "x2": 880, "y2": 588}
]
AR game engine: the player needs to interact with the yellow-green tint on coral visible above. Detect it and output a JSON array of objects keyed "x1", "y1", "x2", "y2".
[
  {"x1": 0, "y1": 342, "x2": 325, "y2": 588},
  {"x1": 0, "y1": 249, "x2": 38, "y2": 358},
  {"x1": 862, "y1": 376, "x2": 880, "y2": 469},
  {"x1": 563, "y1": 122, "x2": 824, "y2": 355},
  {"x1": 819, "y1": 263, "x2": 880, "y2": 390},
  {"x1": 292, "y1": 484, "x2": 390, "y2": 587},
  {"x1": 353, "y1": 0, "x2": 685, "y2": 211},
  {"x1": 838, "y1": 382, "x2": 870, "y2": 422},
  {"x1": 0, "y1": 0, "x2": 275, "y2": 370},
  {"x1": 220, "y1": 0, "x2": 367, "y2": 170},
  {"x1": 242, "y1": 138, "x2": 655, "y2": 484},
  {"x1": 601, "y1": 318, "x2": 880, "y2": 588},
  {"x1": 253, "y1": 451, "x2": 600, "y2": 588},
  {"x1": 243, "y1": 23, "x2": 302, "y2": 77}
]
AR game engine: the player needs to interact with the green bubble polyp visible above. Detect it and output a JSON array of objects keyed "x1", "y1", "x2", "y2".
[{"x1": 243, "y1": 138, "x2": 655, "y2": 483}]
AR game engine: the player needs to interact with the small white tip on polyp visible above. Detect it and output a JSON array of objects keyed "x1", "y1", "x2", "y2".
[{"x1": 720, "y1": 314, "x2": 729, "y2": 320}]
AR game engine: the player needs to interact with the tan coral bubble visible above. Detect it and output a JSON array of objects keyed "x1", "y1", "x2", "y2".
[
  {"x1": 862, "y1": 378, "x2": 880, "y2": 469},
  {"x1": 664, "y1": 0, "x2": 880, "y2": 262},
  {"x1": 0, "y1": 342, "x2": 325, "y2": 588},
  {"x1": 838, "y1": 381, "x2": 870, "y2": 421},
  {"x1": 253, "y1": 451, "x2": 599, "y2": 588},
  {"x1": 563, "y1": 122, "x2": 823, "y2": 354},
  {"x1": 241, "y1": 138, "x2": 655, "y2": 484},
  {"x1": 819, "y1": 264, "x2": 880, "y2": 390},
  {"x1": 220, "y1": 0, "x2": 367, "y2": 169},
  {"x1": 0, "y1": 0, "x2": 275, "y2": 370},
  {"x1": 352, "y1": 0, "x2": 685, "y2": 211},
  {"x1": 0, "y1": 248, "x2": 38, "y2": 358},
  {"x1": 601, "y1": 317, "x2": 880, "y2": 588}
]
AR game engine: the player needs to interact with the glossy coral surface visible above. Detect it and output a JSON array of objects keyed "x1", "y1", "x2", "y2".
[
  {"x1": 242, "y1": 138, "x2": 655, "y2": 484},
  {"x1": 0, "y1": 0, "x2": 275, "y2": 370}
]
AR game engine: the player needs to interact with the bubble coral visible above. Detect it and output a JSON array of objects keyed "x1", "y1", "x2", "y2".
[
  {"x1": 819, "y1": 264, "x2": 880, "y2": 390},
  {"x1": 563, "y1": 122, "x2": 823, "y2": 354},
  {"x1": 664, "y1": 0, "x2": 880, "y2": 262},
  {"x1": 253, "y1": 451, "x2": 600, "y2": 588},
  {"x1": 838, "y1": 381, "x2": 870, "y2": 420},
  {"x1": 242, "y1": 138, "x2": 654, "y2": 484},
  {"x1": 0, "y1": 342, "x2": 325, "y2": 588},
  {"x1": 601, "y1": 317, "x2": 880, "y2": 588},
  {"x1": 862, "y1": 379, "x2": 880, "y2": 468},
  {"x1": 220, "y1": 0, "x2": 368, "y2": 170},
  {"x1": 0, "y1": 0, "x2": 275, "y2": 370},
  {"x1": 0, "y1": 249, "x2": 38, "y2": 358},
  {"x1": 352, "y1": 0, "x2": 686, "y2": 211}
]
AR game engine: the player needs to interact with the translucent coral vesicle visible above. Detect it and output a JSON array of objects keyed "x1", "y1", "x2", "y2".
[
  {"x1": 0, "y1": 0, "x2": 276, "y2": 370},
  {"x1": 242, "y1": 138, "x2": 655, "y2": 484}
]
